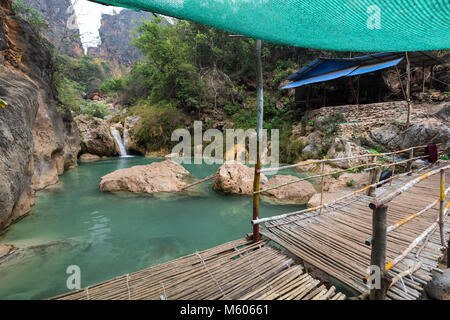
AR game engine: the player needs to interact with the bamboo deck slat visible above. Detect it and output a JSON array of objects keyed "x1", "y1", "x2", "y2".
[
  {"x1": 51, "y1": 238, "x2": 345, "y2": 300},
  {"x1": 262, "y1": 164, "x2": 450, "y2": 300}
]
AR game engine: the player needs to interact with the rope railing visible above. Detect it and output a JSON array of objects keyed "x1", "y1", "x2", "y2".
[
  {"x1": 365, "y1": 186, "x2": 450, "y2": 245},
  {"x1": 369, "y1": 164, "x2": 450, "y2": 209},
  {"x1": 366, "y1": 164, "x2": 449, "y2": 299},
  {"x1": 258, "y1": 144, "x2": 435, "y2": 174},
  {"x1": 252, "y1": 164, "x2": 436, "y2": 226}
]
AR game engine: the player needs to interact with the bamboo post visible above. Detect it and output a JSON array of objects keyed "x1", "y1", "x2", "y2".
[
  {"x1": 430, "y1": 66, "x2": 433, "y2": 90},
  {"x1": 252, "y1": 39, "x2": 264, "y2": 243},
  {"x1": 422, "y1": 62, "x2": 426, "y2": 93},
  {"x1": 367, "y1": 155, "x2": 378, "y2": 196},
  {"x1": 405, "y1": 52, "x2": 411, "y2": 127},
  {"x1": 390, "y1": 153, "x2": 395, "y2": 186},
  {"x1": 406, "y1": 148, "x2": 414, "y2": 175},
  {"x1": 319, "y1": 162, "x2": 325, "y2": 215},
  {"x1": 439, "y1": 169, "x2": 445, "y2": 247},
  {"x1": 370, "y1": 204, "x2": 389, "y2": 300}
]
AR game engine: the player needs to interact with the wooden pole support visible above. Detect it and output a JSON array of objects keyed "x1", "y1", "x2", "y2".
[
  {"x1": 439, "y1": 169, "x2": 445, "y2": 247},
  {"x1": 367, "y1": 155, "x2": 378, "y2": 197},
  {"x1": 405, "y1": 52, "x2": 411, "y2": 128},
  {"x1": 370, "y1": 204, "x2": 389, "y2": 300},
  {"x1": 252, "y1": 39, "x2": 264, "y2": 243},
  {"x1": 406, "y1": 149, "x2": 414, "y2": 175}
]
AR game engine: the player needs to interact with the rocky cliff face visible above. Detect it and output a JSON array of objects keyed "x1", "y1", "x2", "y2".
[
  {"x1": 0, "y1": 0, "x2": 80, "y2": 230},
  {"x1": 17, "y1": 0, "x2": 83, "y2": 58},
  {"x1": 87, "y1": 10, "x2": 154, "y2": 75}
]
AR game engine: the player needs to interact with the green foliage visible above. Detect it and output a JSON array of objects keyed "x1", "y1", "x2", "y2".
[
  {"x1": 57, "y1": 55, "x2": 112, "y2": 92},
  {"x1": 318, "y1": 112, "x2": 346, "y2": 138},
  {"x1": 130, "y1": 100, "x2": 184, "y2": 151},
  {"x1": 346, "y1": 179, "x2": 355, "y2": 188},
  {"x1": 13, "y1": 0, "x2": 48, "y2": 33},
  {"x1": 56, "y1": 76, "x2": 84, "y2": 113},
  {"x1": 81, "y1": 102, "x2": 111, "y2": 119},
  {"x1": 100, "y1": 78, "x2": 125, "y2": 95}
]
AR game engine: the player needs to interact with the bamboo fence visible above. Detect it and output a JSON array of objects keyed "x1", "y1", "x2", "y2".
[{"x1": 261, "y1": 165, "x2": 450, "y2": 300}]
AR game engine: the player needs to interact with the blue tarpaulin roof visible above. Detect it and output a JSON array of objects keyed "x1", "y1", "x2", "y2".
[{"x1": 282, "y1": 53, "x2": 406, "y2": 89}]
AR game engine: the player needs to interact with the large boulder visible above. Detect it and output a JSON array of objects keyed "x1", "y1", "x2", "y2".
[
  {"x1": 401, "y1": 119, "x2": 450, "y2": 152},
  {"x1": 100, "y1": 160, "x2": 190, "y2": 194},
  {"x1": 307, "y1": 191, "x2": 348, "y2": 207},
  {"x1": 425, "y1": 269, "x2": 450, "y2": 300},
  {"x1": 75, "y1": 115, "x2": 119, "y2": 157},
  {"x1": 326, "y1": 137, "x2": 370, "y2": 169},
  {"x1": 370, "y1": 124, "x2": 403, "y2": 150},
  {"x1": 212, "y1": 160, "x2": 268, "y2": 195},
  {"x1": 262, "y1": 175, "x2": 316, "y2": 204}
]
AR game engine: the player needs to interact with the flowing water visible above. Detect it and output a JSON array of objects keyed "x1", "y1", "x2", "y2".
[
  {"x1": 111, "y1": 129, "x2": 128, "y2": 157},
  {"x1": 0, "y1": 157, "x2": 307, "y2": 300}
]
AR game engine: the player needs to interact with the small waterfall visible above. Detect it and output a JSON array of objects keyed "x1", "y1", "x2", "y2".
[{"x1": 111, "y1": 129, "x2": 128, "y2": 157}]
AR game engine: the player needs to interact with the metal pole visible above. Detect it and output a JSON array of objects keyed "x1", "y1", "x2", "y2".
[
  {"x1": 370, "y1": 204, "x2": 389, "y2": 300},
  {"x1": 252, "y1": 39, "x2": 263, "y2": 243},
  {"x1": 439, "y1": 169, "x2": 445, "y2": 247}
]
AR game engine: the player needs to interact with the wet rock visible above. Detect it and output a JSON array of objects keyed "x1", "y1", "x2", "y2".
[
  {"x1": 100, "y1": 160, "x2": 190, "y2": 194},
  {"x1": 262, "y1": 175, "x2": 316, "y2": 204},
  {"x1": 75, "y1": 115, "x2": 119, "y2": 157},
  {"x1": 425, "y1": 269, "x2": 450, "y2": 300},
  {"x1": 124, "y1": 116, "x2": 145, "y2": 155},
  {"x1": 212, "y1": 160, "x2": 267, "y2": 195},
  {"x1": 79, "y1": 153, "x2": 101, "y2": 161},
  {"x1": 0, "y1": 244, "x2": 13, "y2": 259}
]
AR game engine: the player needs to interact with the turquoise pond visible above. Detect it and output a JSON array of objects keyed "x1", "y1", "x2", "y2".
[{"x1": 0, "y1": 157, "x2": 308, "y2": 300}]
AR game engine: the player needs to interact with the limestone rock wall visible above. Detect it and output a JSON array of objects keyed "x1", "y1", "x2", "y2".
[{"x1": 0, "y1": 0, "x2": 80, "y2": 230}]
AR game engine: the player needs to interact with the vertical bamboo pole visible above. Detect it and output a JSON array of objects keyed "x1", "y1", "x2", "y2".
[
  {"x1": 368, "y1": 155, "x2": 378, "y2": 196},
  {"x1": 252, "y1": 39, "x2": 264, "y2": 243},
  {"x1": 422, "y1": 62, "x2": 426, "y2": 93},
  {"x1": 405, "y1": 52, "x2": 411, "y2": 127},
  {"x1": 406, "y1": 148, "x2": 414, "y2": 175},
  {"x1": 390, "y1": 154, "x2": 395, "y2": 186},
  {"x1": 319, "y1": 162, "x2": 325, "y2": 215},
  {"x1": 370, "y1": 204, "x2": 389, "y2": 300},
  {"x1": 430, "y1": 66, "x2": 433, "y2": 90},
  {"x1": 439, "y1": 169, "x2": 445, "y2": 247}
]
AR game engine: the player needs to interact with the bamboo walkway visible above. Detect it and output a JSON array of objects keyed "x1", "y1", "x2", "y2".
[
  {"x1": 52, "y1": 238, "x2": 345, "y2": 300},
  {"x1": 261, "y1": 166, "x2": 450, "y2": 300}
]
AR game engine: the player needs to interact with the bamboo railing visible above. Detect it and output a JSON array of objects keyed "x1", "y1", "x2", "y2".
[
  {"x1": 252, "y1": 144, "x2": 440, "y2": 226},
  {"x1": 365, "y1": 164, "x2": 449, "y2": 300}
]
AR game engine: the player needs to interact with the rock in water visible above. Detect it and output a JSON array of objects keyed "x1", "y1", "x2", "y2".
[
  {"x1": 79, "y1": 153, "x2": 101, "y2": 161},
  {"x1": 212, "y1": 160, "x2": 268, "y2": 195},
  {"x1": 0, "y1": 244, "x2": 13, "y2": 259},
  {"x1": 100, "y1": 160, "x2": 190, "y2": 194},
  {"x1": 262, "y1": 175, "x2": 316, "y2": 204},
  {"x1": 425, "y1": 269, "x2": 450, "y2": 300},
  {"x1": 75, "y1": 115, "x2": 119, "y2": 157}
]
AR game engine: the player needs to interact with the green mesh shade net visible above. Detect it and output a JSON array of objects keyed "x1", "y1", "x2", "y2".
[{"x1": 91, "y1": 0, "x2": 450, "y2": 51}]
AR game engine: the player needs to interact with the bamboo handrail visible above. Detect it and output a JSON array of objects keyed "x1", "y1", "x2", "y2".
[
  {"x1": 258, "y1": 144, "x2": 438, "y2": 174},
  {"x1": 365, "y1": 186, "x2": 450, "y2": 245},
  {"x1": 180, "y1": 174, "x2": 215, "y2": 191},
  {"x1": 369, "y1": 165, "x2": 450, "y2": 209},
  {"x1": 252, "y1": 166, "x2": 433, "y2": 226},
  {"x1": 254, "y1": 162, "x2": 369, "y2": 195}
]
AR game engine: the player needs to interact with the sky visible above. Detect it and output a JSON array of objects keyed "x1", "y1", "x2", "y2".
[{"x1": 71, "y1": 0, "x2": 123, "y2": 52}]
